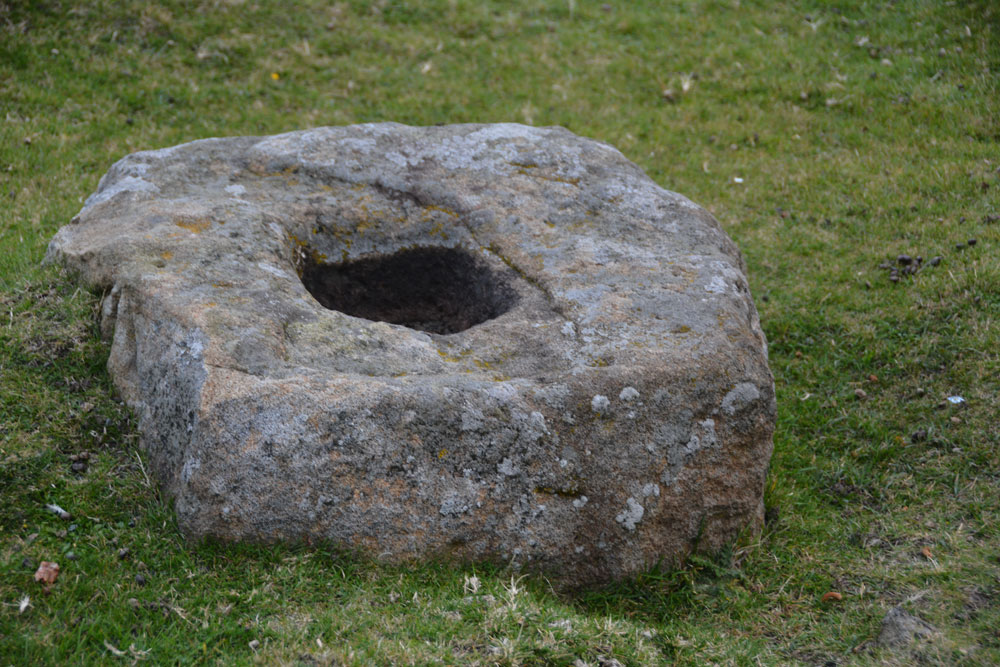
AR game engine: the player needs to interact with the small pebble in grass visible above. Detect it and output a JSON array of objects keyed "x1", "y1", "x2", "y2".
[
  {"x1": 66, "y1": 552, "x2": 77, "y2": 561},
  {"x1": 956, "y1": 242, "x2": 965, "y2": 250},
  {"x1": 911, "y1": 429, "x2": 927, "y2": 443},
  {"x1": 916, "y1": 387, "x2": 925, "y2": 396},
  {"x1": 967, "y1": 238, "x2": 977, "y2": 246},
  {"x1": 867, "y1": 374, "x2": 878, "y2": 383},
  {"x1": 117, "y1": 548, "x2": 130, "y2": 560},
  {"x1": 854, "y1": 388, "x2": 868, "y2": 400},
  {"x1": 889, "y1": 273, "x2": 899, "y2": 283},
  {"x1": 135, "y1": 573, "x2": 146, "y2": 586},
  {"x1": 897, "y1": 254, "x2": 912, "y2": 265},
  {"x1": 249, "y1": 640, "x2": 260, "y2": 651},
  {"x1": 128, "y1": 598, "x2": 140, "y2": 609},
  {"x1": 929, "y1": 256, "x2": 942, "y2": 266},
  {"x1": 71, "y1": 462, "x2": 87, "y2": 473}
]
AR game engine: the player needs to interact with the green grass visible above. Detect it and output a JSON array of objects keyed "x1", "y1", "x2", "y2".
[{"x1": 2, "y1": 0, "x2": 998, "y2": 664}]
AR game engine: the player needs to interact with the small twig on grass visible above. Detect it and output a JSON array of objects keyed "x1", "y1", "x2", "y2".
[
  {"x1": 45, "y1": 503, "x2": 72, "y2": 520},
  {"x1": 134, "y1": 450, "x2": 152, "y2": 488},
  {"x1": 103, "y1": 640, "x2": 126, "y2": 657}
]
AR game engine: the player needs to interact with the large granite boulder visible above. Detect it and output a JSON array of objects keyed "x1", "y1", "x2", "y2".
[{"x1": 46, "y1": 123, "x2": 775, "y2": 586}]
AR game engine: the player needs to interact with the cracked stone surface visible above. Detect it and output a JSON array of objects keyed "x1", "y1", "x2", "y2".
[{"x1": 46, "y1": 123, "x2": 775, "y2": 586}]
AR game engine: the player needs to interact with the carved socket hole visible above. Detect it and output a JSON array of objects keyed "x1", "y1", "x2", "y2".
[{"x1": 300, "y1": 246, "x2": 518, "y2": 335}]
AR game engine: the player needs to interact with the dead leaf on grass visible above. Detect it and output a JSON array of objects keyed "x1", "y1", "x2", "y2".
[{"x1": 34, "y1": 561, "x2": 60, "y2": 585}]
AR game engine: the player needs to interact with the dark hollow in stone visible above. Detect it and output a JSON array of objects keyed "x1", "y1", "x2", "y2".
[{"x1": 300, "y1": 246, "x2": 518, "y2": 335}]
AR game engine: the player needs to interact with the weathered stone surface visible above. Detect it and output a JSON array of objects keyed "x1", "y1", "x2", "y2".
[
  {"x1": 877, "y1": 606, "x2": 939, "y2": 648},
  {"x1": 46, "y1": 123, "x2": 775, "y2": 586}
]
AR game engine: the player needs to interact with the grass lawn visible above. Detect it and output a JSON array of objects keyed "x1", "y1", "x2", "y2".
[{"x1": 1, "y1": 0, "x2": 998, "y2": 664}]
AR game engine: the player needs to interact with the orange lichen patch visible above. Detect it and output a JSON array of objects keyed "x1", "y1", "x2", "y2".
[
  {"x1": 515, "y1": 167, "x2": 581, "y2": 186},
  {"x1": 176, "y1": 218, "x2": 212, "y2": 234},
  {"x1": 160, "y1": 250, "x2": 173, "y2": 260},
  {"x1": 212, "y1": 281, "x2": 234, "y2": 288},
  {"x1": 669, "y1": 264, "x2": 698, "y2": 284},
  {"x1": 424, "y1": 204, "x2": 458, "y2": 218},
  {"x1": 429, "y1": 221, "x2": 450, "y2": 239}
]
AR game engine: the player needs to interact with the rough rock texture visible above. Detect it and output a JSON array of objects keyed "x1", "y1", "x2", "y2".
[
  {"x1": 46, "y1": 123, "x2": 775, "y2": 586},
  {"x1": 877, "y1": 607, "x2": 939, "y2": 648}
]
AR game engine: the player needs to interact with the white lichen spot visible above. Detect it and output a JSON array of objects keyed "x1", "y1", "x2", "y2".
[
  {"x1": 572, "y1": 495, "x2": 588, "y2": 509},
  {"x1": 698, "y1": 418, "x2": 718, "y2": 446},
  {"x1": 721, "y1": 382, "x2": 761, "y2": 416},
  {"x1": 180, "y1": 455, "x2": 201, "y2": 483},
  {"x1": 439, "y1": 492, "x2": 470, "y2": 516},
  {"x1": 574, "y1": 546, "x2": 585, "y2": 554},
  {"x1": 619, "y1": 386, "x2": 640, "y2": 402},
  {"x1": 561, "y1": 321, "x2": 576, "y2": 337},
  {"x1": 84, "y1": 176, "x2": 160, "y2": 207},
  {"x1": 591, "y1": 394, "x2": 610, "y2": 413},
  {"x1": 704, "y1": 275, "x2": 727, "y2": 294},
  {"x1": 642, "y1": 483, "x2": 660, "y2": 498},
  {"x1": 497, "y1": 458, "x2": 518, "y2": 476},
  {"x1": 224, "y1": 184, "x2": 246, "y2": 197},
  {"x1": 615, "y1": 497, "x2": 644, "y2": 531},
  {"x1": 257, "y1": 262, "x2": 292, "y2": 279},
  {"x1": 460, "y1": 405, "x2": 485, "y2": 432},
  {"x1": 383, "y1": 150, "x2": 412, "y2": 168}
]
